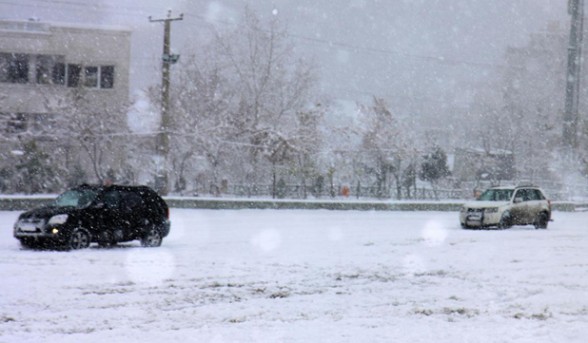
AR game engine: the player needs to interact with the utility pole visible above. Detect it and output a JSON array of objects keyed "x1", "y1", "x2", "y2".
[
  {"x1": 564, "y1": 0, "x2": 584, "y2": 154},
  {"x1": 149, "y1": 10, "x2": 183, "y2": 195}
]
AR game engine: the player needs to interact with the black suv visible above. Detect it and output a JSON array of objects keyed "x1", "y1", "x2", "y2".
[{"x1": 13, "y1": 184, "x2": 171, "y2": 250}]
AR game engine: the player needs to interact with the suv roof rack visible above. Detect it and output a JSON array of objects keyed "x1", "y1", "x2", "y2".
[{"x1": 515, "y1": 181, "x2": 537, "y2": 188}]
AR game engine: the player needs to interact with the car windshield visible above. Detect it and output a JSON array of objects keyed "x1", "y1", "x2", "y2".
[
  {"x1": 55, "y1": 189, "x2": 98, "y2": 208},
  {"x1": 478, "y1": 189, "x2": 513, "y2": 201}
]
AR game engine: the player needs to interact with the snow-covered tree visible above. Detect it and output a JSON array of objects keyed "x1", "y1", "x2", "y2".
[
  {"x1": 359, "y1": 97, "x2": 415, "y2": 199},
  {"x1": 14, "y1": 140, "x2": 61, "y2": 194},
  {"x1": 213, "y1": 8, "x2": 316, "y2": 186},
  {"x1": 167, "y1": 7, "x2": 319, "y2": 195},
  {"x1": 419, "y1": 146, "x2": 451, "y2": 199},
  {"x1": 44, "y1": 86, "x2": 131, "y2": 184},
  {"x1": 290, "y1": 104, "x2": 324, "y2": 198},
  {"x1": 168, "y1": 53, "x2": 236, "y2": 193}
]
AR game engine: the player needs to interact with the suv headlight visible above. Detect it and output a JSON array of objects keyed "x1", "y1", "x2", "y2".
[
  {"x1": 48, "y1": 214, "x2": 68, "y2": 225},
  {"x1": 485, "y1": 207, "x2": 499, "y2": 213}
]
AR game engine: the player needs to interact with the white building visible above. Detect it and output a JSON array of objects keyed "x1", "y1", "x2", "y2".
[{"x1": 0, "y1": 19, "x2": 131, "y2": 134}]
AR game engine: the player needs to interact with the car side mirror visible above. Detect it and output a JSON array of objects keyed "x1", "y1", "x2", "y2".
[
  {"x1": 514, "y1": 197, "x2": 523, "y2": 204},
  {"x1": 94, "y1": 202, "x2": 105, "y2": 209}
]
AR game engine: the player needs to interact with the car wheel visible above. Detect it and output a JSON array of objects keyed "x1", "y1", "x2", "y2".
[
  {"x1": 141, "y1": 227, "x2": 162, "y2": 247},
  {"x1": 68, "y1": 228, "x2": 91, "y2": 250},
  {"x1": 534, "y1": 212, "x2": 549, "y2": 230},
  {"x1": 498, "y1": 212, "x2": 512, "y2": 229}
]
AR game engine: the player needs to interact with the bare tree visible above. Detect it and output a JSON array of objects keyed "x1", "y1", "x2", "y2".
[
  {"x1": 213, "y1": 8, "x2": 316, "y2": 186},
  {"x1": 45, "y1": 87, "x2": 130, "y2": 184},
  {"x1": 167, "y1": 7, "x2": 319, "y2": 195},
  {"x1": 290, "y1": 104, "x2": 325, "y2": 198},
  {"x1": 169, "y1": 53, "x2": 236, "y2": 193},
  {"x1": 359, "y1": 97, "x2": 415, "y2": 199}
]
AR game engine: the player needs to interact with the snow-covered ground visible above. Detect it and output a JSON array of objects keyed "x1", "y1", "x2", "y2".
[{"x1": 1, "y1": 209, "x2": 587, "y2": 342}]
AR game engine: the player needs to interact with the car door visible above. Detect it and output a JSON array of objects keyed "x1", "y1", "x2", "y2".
[
  {"x1": 526, "y1": 189, "x2": 544, "y2": 222},
  {"x1": 99, "y1": 190, "x2": 127, "y2": 241},
  {"x1": 120, "y1": 191, "x2": 146, "y2": 240},
  {"x1": 510, "y1": 189, "x2": 529, "y2": 224}
]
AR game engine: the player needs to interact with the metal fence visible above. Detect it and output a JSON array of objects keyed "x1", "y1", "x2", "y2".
[
  {"x1": 216, "y1": 182, "x2": 588, "y2": 201},
  {"x1": 222, "y1": 184, "x2": 471, "y2": 200}
]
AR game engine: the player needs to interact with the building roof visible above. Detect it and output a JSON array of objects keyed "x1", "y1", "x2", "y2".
[{"x1": 0, "y1": 19, "x2": 130, "y2": 34}]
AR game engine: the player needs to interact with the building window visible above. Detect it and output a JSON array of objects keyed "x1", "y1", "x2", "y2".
[
  {"x1": 84, "y1": 65, "x2": 115, "y2": 89},
  {"x1": 67, "y1": 64, "x2": 81, "y2": 87},
  {"x1": 36, "y1": 55, "x2": 65, "y2": 85},
  {"x1": 53, "y1": 63, "x2": 66, "y2": 85},
  {"x1": 0, "y1": 53, "x2": 29, "y2": 83},
  {"x1": 0, "y1": 53, "x2": 116, "y2": 89},
  {"x1": 1, "y1": 113, "x2": 53, "y2": 134},
  {"x1": 0, "y1": 54, "x2": 9, "y2": 82},
  {"x1": 36, "y1": 55, "x2": 51, "y2": 84},
  {"x1": 100, "y1": 65, "x2": 114, "y2": 89},
  {"x1": 84, "y1": 66, "x2": 98, "y2": 88},
  {"x1": 1, "y1": 112, "x2": 27, "y2": 133}
]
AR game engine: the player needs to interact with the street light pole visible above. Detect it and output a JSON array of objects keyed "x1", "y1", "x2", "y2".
[{"x1": 149, "y1": 10, "x2": 183, "y2": 195}]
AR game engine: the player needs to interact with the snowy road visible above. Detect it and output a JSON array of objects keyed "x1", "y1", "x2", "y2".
[{"x1": 1, "y1": 209, "x2": 587, "y2": 342}]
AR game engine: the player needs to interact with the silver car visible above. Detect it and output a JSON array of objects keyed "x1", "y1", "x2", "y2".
[{"x1": 460, "y1": 185, "x2": 551, "y2": 229}]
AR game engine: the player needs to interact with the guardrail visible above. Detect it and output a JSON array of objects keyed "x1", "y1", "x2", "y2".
[
  {"x1": 165, "y1": 198, "x2": 469, "y2": 211},
  {"x1": 0, "y1": 197, "x2": 55, "y2": 211},
  {"x1": 0, "y1": 196, "x2": 581, "y2": 212}
]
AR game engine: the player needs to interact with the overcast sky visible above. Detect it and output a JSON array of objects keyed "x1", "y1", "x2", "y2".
[{"x1": 0, "y1": 0, "x2": 571, "y2": 111}]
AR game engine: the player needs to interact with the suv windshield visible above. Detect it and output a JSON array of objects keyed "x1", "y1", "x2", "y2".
[
  {"x1": 478, "y1": 189, "x2": 513, "y2": 201},
  {"x1": 55, "y1": 189, "x2": 97, "y2": 208}
]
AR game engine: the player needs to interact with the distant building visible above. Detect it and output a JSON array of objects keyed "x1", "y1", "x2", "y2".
[
  {"x1": 0, "y1": 19, "x2": 130, "y2": 136},
  {"x1": 453, "y1": 148, "x2": 515, "y2": 183}
]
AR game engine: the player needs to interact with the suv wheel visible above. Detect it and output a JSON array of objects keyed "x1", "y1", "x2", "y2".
[
  {"x1": 141, "y1": 227, "x2": 162, "y2": 247},
  {"x1": 534, "y1": 212, "x2": 549, "y2": 230},
  {"x1": 498, "y1": 212, "x2": 512, "y2": 229},
  {"x1": 68, "y1": 228, "x2": 91, "y2": 250}
]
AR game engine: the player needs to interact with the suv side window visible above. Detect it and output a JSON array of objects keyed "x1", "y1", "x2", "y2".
[
  {"x1": 539, "y1": 190, "x2": 546, "y2": 200},
  {"x1": 527, "y1": 189, "x2": 544, "y2": 201},
  {"x1": 121, "y1": 191, "x2": 143, "y2": 213},
  {"x1": 103, "y1": 190, "x2": 121, "y2": 209},
  {"x1": 141, "y1": 190, "x2": 164, "y2": 217},
  {"x1": 514, "y1": 189, "x2": 529, "y2": 202}
]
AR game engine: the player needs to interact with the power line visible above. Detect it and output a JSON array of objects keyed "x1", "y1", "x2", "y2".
[
  {"x1": 2, "y1": 0, "x2": 505, "y2": 70},
  {"x1": 286, "y1": 33, "x2": 504, "y2": 70},
  {"x1": 183, "y1": 12, "x2": 505, "y2": 70},
  {"x1": 1, "y1": 130, "x2": 427, "y2": 156},
  {"x1": 2, "y1": 0, "x2": 507, "y2": 70}
]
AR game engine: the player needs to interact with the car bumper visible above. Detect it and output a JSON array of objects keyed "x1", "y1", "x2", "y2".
[
  {"x1": 460, "y1": 212, "x2": 501, "y2": 228},
  {"x1": 161, "y1": 219, "x2": 171, "y2": 237},
  {"x1": 14, "y1": 225, "x2": 67, "y2": 241}
]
